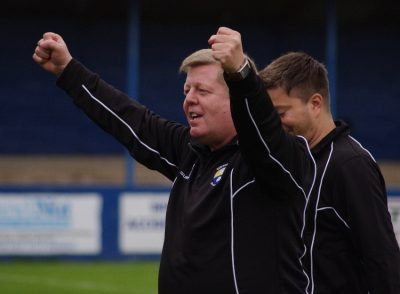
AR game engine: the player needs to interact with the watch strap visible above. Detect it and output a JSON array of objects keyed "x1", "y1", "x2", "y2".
[{"x1": 225, "y1": 59, "x2": 251, "y2": 81}]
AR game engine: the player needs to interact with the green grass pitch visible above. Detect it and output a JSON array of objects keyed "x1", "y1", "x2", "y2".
[{"x1": 0, "y1": 260, "x2": 159, "y2": 294}]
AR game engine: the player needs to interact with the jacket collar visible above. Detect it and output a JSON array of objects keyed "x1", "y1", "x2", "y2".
[
  {"x1": 311, "y1": 120, "x2": 350, "y2": 155},
  {"x1": 189, "y1": 136, "x2": 239, "y2": 158}
]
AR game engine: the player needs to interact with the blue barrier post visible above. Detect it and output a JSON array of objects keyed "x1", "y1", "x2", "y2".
[{"x1": 125, "y1": 0, "x2": 140, "y2": 188}]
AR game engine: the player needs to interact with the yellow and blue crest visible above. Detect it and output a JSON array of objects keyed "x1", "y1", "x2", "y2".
[{"x1": 211, "y1": 164, "x2": 228, "y2": 186}]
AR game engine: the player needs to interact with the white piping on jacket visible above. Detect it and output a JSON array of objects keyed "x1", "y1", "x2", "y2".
[
  {"x1": 82, "y1": 84, "x2": 178, "y2": 168},
  {"x1": 245, "y1": 98, "x2": 316, "y2": 294},
  {"x1": 309, "y1": 142, "x2": 334, "y2": 294},
  {"x1": 316, "y1": 207, "x2": 350, "y2": 229},
  {"x1": 244, "y1": 99, "x2": 315, "y2": 202},
  {"x1": 230, "y1": 168, "x2": 241, "y2": 294},
  {"x1": 349, "y1": 135, "x2": 376, "y2": 162}
]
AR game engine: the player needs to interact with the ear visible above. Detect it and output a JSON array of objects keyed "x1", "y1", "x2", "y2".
[
  {"x1": 309, "y1": 93, "x2": 323, "y2": 116},
  {"x1": 309, "y1": 93, "x2": 324, "y2": 111}
]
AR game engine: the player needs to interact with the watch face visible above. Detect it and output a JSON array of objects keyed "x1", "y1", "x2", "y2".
[
  {"x1": 240, "y1": 60, "x2": 251, "y2": 79},
  {"x1": 226, "y1": 60, "x2": 251, "y2": 81}
]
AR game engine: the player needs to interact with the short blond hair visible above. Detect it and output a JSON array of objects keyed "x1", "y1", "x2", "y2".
[
  {"x1": 179, "y1": 49, "x2": 220, "y2": 73},
  {"x1": 180, "y1": 48, "x2": 258, "y2": 78}
]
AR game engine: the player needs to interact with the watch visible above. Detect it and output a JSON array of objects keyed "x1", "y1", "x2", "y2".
[{"x1": 225, "y1": 59, "x2": 251, "y2": 81}]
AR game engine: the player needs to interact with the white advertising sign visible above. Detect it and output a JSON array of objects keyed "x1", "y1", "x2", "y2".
[
  {"x1": 0, "y1": 193, "x2": 101, "y2": 255},
  {"x1": 389, "y1": 196, "x2": 400, "y2": 246},
  {"x1": 119, "y1": 193, "x2": 168, "y2": 254}
]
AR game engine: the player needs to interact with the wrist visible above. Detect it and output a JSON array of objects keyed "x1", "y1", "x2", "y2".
[{"x1": 225, "y1": 58, "x2": 251, "y2": 81}]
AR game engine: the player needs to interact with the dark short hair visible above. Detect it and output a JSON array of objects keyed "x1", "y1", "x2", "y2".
[{"x1": 259, "y1": 52, "x2": 330, "y2": 108}]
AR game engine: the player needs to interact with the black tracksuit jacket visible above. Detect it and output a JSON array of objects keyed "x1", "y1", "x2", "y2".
[
  {"x1": 302, "y1": 121, "x2": 400, "y2": 293},
  {"x1": 57, "y1": 59, "x2": 315, "y2": 293}
]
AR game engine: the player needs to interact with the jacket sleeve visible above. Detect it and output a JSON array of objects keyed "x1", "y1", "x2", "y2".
[
  {"x1": 56, "y1": 59, "x2": 190, "y2": 181},
  {"x1": 334, "y1": 156, "x2": 400, "y2": 292},
  {"x1": 226, "y1": 67, "x2": 315, "y2": 198}
]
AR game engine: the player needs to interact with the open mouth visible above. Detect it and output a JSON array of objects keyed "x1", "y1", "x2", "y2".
[{"x1": 189, "y1": 112, "x2": 202, "y2": 121}]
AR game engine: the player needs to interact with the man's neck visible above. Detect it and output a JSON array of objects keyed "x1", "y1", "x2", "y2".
[{"x1": 308, "y1": 117, "x2": 336, "y2": 148}]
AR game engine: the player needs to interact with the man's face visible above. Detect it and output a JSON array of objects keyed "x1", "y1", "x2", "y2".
[
  {"x1": 183, "y1": 63, "x2": 236, "y2": 150},
  {"x1": 267, "y1": 87, "x2": 315, "y2": 142}
]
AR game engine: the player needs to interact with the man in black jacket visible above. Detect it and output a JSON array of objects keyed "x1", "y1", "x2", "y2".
[
  {"x1": 259, "y1": 52, "x2": 400, "y2": 293},
  {"x1": 33, "y1": 28, "x2": 315, "y2": 293}
]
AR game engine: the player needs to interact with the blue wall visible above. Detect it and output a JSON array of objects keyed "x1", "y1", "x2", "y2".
[
  {"x1": 1, "y1": 4, "x2": 399, "y2": 159},
  {"x1": 0, "y1": 16, "x2": 127, "y2": 154},
  {"x1": 337, "y1": 27, "x2": 400, "y2": 159}
]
